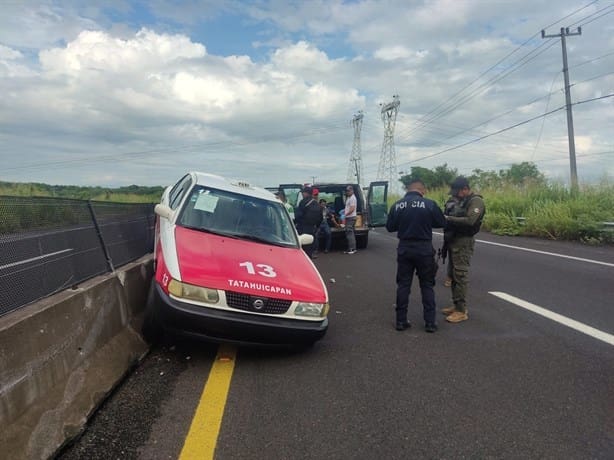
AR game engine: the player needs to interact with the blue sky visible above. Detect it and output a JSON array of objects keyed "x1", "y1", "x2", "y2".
[{"x1": 0, "y1": 0, "x2": 612, "y2": 188}]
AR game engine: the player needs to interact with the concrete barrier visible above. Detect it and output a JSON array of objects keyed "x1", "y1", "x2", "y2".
[{"x1": 0, "y1": 255, "x2": 153, "y2": 460}]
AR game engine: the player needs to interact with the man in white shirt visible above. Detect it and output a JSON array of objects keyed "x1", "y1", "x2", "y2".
[{"x1": 343, "y1": 185, "x2": 357, "y2": 254}]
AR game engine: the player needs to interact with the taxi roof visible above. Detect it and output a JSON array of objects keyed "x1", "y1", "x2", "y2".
[{"x1": 191, "y1": 171, "x2": 277, "y2": 202}]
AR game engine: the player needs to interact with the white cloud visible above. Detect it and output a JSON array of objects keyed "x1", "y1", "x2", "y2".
[
  {"x1": 40, "y1": 29, "x2": 206, "y2": 75},
  {"x1": 0, "y1": 44, "x2": 23, "y2": 60},
  {"x1": 0, "y1": 2, "x2": 100, "y2": 49},
  {"x1": 0, "y1": 44, "x2": 36, "y2": 78}
]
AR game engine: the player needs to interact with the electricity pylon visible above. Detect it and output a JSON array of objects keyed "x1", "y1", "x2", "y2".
[
  {"x1": 347, "y1": 111, "x2": 364, "y2": 184},
  {"x1": 377, "y1": 95, "x2": 400, "y2": 190}
]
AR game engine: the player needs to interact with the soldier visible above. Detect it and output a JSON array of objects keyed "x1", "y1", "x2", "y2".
[
  {"x1": 386, "y1": 179, "x2": 446, "y2": 332},
  {"x1": 442, "y1": 177, "x2": 485, "y2": 323}
]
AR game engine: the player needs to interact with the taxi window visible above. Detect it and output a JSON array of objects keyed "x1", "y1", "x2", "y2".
[{"x1": 178, "y1": 186, "x2": 298, "y2": 247}]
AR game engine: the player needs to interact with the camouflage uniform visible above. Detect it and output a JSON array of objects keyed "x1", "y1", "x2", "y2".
[
  {"x1": 443, "y1": 196, "x2": 458, "y2": 280},
  {"x1": 445, "y1": 193, "x2": 485, "y2": 313}
]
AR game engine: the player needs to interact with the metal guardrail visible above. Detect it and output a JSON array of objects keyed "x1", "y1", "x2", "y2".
[{"x1": 0, "y1": 196, "x2": 155, "y2": 317}]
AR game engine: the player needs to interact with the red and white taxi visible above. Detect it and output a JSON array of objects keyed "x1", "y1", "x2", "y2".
[{"x1": 143, "y1": 171, "x2": 329, "y2": 347}]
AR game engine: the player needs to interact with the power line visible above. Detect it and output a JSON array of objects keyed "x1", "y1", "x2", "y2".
[
  {"x1": 573, "y1": 93, "x2": 614, "y2": 105},
  {"x1": 481, "y1": 151, "x2": 614, "y2": 169},
  {"x1": 399, "y1": 105, "x2": 566, "y2": 166},
  {"x1": 531, "y1": 72, "x2": 561, "y2": 161},
  {"x1": 578, "y1": 7, "x2": 614, "y2": 27},
  {"x1": 395, "y1": 66, "x2": 614, "y2": 154},
  {"x1": 393, "y1": 93, "x2": 614, "y2": 170},
  {"x1": 570, "y1": 50, "x2": 614, "y2": 69},
  {"x1": 402, "y1": 40, "x2": 558, "y2": 139},
  {"x1": 569, "y1": 3, "x2": 614, "y2": 27},
  {"x1": 545, "y1": 0, "x2": 601, "y2": 28},
  {"x1": 399, "y1": 1, "x2": 601, "y2": 138},
  {"x1": 390, "y1": 44, "x2": 614, "y2": 152}
]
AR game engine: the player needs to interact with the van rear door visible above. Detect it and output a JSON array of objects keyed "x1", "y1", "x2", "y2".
[
  {"x1": 278, "y1": 183, "x2": 303, "y2": 208},
  {"x1": 367, "y1": 181, "x2": 388, "y2": 227}
]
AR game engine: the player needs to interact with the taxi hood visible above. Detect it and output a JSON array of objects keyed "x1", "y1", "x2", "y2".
[{"x1": 174, "y1": 226, "x2": 327, "y2": 303}]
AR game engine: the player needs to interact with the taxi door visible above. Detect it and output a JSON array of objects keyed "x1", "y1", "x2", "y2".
[{"x1": 367, "y1": 181, "x2": 388, "y2": 227}]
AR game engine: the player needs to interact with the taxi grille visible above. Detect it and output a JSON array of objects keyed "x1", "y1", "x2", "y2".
[{"x1": 225, "y1": 291, "x2": 292, "y2": 315}]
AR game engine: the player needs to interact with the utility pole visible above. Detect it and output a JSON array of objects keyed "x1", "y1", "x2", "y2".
[{"x1": 542, "y1": 26, "x2": 582, "y2": 189}]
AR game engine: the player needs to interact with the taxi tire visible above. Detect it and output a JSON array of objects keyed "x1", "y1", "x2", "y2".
[{"x1": 142, "y1": 280, "x2": 164, "y2": 344}]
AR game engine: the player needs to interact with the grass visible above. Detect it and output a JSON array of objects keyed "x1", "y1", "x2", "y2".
[
  {"x1": 388, "y1": 181, "x2": 614, "y2": 245},
  {"x1": 0, "y1": 181, "x2": 163, "y2": 203},
  {"x1": 0, "y1": 182, "x2": 161, "y2": 234}
]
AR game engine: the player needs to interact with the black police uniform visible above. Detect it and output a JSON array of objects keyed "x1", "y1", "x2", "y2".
[
  {"x1": 386, "y1": 191, "x2": 446, "y2": 329},
  {"x1": 295, "y1": 194, "x2": 323, "y2": 258}
]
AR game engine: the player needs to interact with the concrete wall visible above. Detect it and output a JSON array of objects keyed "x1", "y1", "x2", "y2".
[{"x1": 0, "y1": 256, "x2": 153, "y2": 460}]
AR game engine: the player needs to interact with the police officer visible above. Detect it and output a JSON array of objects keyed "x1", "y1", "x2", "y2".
[
  {"x1": 386, "y1": 179, "x2": 446, "y2": 332},
  {"x1": 442, "y1": 176, "x2": 485, "y2": 323},
  {"x1": 295, "y1": 186, "x2": 322, "y2": 259}
]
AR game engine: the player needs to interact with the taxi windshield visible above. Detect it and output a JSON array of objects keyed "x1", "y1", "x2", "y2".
[{"x1": 177, "y1": 186, "x2": 298, "y2": 247}]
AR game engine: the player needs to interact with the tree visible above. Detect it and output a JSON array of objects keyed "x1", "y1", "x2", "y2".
[
  {"x1": 469, "y1": 168, "x2": 501, "y2": 189},
  {"x1": 432, "y1": 163, "x2": 458, "y2": 188},
  {"x1": 500, "y1": 162, "x2": 545, "y2": 186},
  {"x1": 400, "y1": 163, "x2": 458, "y2": 189}
]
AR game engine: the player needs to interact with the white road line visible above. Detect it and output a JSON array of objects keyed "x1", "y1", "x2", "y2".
[
  {"x1": 0, "y1": 248, "x2": 74, "y2": 270},
  {"x1": 489, "y1": 291, "x2": 614, "y2": 346},
  {"x1": 432, "y1": 232, "x2": 613, "y2": 268}
]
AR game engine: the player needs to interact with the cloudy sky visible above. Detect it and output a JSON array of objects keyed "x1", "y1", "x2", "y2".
[{"x1": 0, "y1": 0, "x2": 612, "y2": 189}]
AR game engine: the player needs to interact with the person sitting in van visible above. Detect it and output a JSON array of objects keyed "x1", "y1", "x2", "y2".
[{"x1": 314, "y1": 199, "x2": 336, "y2": 255}]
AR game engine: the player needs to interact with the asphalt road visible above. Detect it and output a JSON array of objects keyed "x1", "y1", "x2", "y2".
[{"x1": 57, "y1": 230, "x2": 614, "y2": 460}]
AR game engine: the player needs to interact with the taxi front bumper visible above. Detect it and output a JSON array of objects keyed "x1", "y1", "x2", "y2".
[{"x1": 152, "y1": 283, "x2": 328, "y2": 346}]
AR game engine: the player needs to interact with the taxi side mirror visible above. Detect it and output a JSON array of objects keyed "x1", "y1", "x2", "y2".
[
  {"x1": 155, "y1": 204, "x2": 174, "y2": 221},
  {"x1": 298, "y1": 234, "x2": 314, "y2": 246}
]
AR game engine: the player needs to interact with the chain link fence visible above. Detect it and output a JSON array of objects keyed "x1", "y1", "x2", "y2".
[{"x1": 0, "y1": 196, "x2": 155, "y2": 317}]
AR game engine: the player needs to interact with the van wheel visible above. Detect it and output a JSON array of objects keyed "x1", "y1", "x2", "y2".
[
  {"x1": 142, "y1": 280, "x2": 163, "y2": 344},
  {"x1": 356, "y1": 234, "x2": 368, "y2": 249}
]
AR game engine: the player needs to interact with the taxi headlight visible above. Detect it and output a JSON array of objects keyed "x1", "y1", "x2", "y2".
[
  {"x1": 168, "y1": 279, "x2": 219, "y2": 304},
  {"x1": 294, "y1": 302, "x2": 329, "y2": 317}
]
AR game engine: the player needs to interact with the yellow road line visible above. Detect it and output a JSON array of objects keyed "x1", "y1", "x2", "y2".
[{"x1": 179, "y1": 345, "x2": 237, "y2": 460}]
